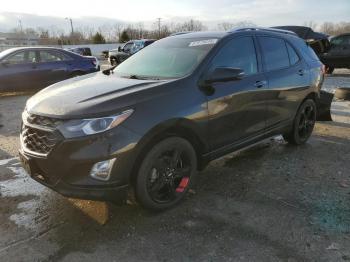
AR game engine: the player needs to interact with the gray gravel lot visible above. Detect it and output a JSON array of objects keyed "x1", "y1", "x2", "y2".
[{"x1": 0, "y1": 70, "x2": 350, "y2": 262}]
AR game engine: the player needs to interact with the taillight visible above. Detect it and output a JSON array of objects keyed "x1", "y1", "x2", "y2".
[
  {"x1": 92, "y1": 59, "x2": 97, "y2": 66},
  {"x1": 321, "y1": 64, "x2": 326, "y2": 75}
]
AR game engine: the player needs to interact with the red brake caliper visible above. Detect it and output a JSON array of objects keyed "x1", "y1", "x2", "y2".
[{"x1": 176, "y1": 177, "x2": 189, "y2": 193}]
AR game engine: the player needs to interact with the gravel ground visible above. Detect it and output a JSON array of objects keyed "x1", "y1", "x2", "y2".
[{"x1": 0, "y1": 70, "x2": 350, "y2": 262}]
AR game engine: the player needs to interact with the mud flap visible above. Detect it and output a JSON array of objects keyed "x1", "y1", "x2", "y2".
[{"x1": 317, "y1": 90, "x2": 334, "y2": 121}]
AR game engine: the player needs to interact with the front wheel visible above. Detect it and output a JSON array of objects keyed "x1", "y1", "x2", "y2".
[
  {"x1": 283, "y1": 99, "x2": 317, "y2": 145},
  {"x1": 134, "y1": 137, "x2": 197, "y2": 210}
]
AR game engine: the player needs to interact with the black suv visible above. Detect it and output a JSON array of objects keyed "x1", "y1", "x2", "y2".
[
  {"x1": 320, "y1": 33, "x2": 350, "y2": 73},
  {"x1": 20, "y1": 28, "x2": 323, "y2": 210}
]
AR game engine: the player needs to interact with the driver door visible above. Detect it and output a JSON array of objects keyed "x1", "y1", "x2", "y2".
[
  {"x1": 0, "y1": 50, "x2": 40, "y2": 91},
  {"x1": 205, "y1": 36, "x2": 268, "y2": 151}
]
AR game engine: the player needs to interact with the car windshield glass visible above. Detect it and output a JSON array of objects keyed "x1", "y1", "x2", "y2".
[{"x1": 114, "y1": 37, "x2": 219, "y2": 79}]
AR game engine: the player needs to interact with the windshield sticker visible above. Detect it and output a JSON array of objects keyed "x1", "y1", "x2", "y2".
[{"x1": 189, "y1": 39, "x2": 218, "y2": 47}]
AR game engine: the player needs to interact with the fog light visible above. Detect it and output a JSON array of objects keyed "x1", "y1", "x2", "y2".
[{"x1": 90, "y1": 159, "x2": 116, "y2": 181}]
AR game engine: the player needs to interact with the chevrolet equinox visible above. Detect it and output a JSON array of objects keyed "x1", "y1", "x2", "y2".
[{"x1": 19, "y1": 28, "x2": 324, "y2": 210}]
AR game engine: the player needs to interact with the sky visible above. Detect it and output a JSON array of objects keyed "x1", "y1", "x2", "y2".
[{"x1": 0, "y1": 0, "x2": 349, "y2": 32}]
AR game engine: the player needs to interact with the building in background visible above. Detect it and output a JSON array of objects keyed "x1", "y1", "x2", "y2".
[{"x1": 0, "y1": 32, "x2": 39, "y2": 46}]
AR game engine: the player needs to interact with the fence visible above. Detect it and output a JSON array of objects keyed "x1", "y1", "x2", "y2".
[{"x1": 0, "y1": 43, "x2": 122, "y2": 57}]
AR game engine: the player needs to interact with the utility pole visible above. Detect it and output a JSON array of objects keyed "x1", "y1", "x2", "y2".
[
  {"x1": 65, "y1": 17, "x2": 74, "y2": 35},
  {"x1": 18, "y1": 19, "x2": 23, "y2": 33},
  {"x1": 157, "y1": 18, "x2": 161, "y2": 39}
]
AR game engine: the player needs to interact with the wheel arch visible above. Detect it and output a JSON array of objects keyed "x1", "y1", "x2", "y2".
[{"x1": 129, "y1": 118, "x2": 208, "y2": 185}]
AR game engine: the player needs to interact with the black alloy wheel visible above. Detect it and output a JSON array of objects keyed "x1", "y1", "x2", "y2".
[
  {"x1": 284, "y1": 99, "x2": 317, "y2": 145},
  {"x1": 135, "y1": 137, "x2": 197, "y2": 210}
]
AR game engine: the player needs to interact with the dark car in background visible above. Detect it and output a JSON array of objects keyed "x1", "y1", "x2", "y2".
[
  {"x1": 108, "y1": 39, "x2": 155, "y2": 65},
  {"x1": 319, "y1": 33, "x2": 350, "y2": 73},
  {"x1": 67, "y1": 47, "x2": 92, "y2": 56},
  {"x1": 19, "y1": 28, "x2": 323, "y2": 210},
  {"x1": 0, "y1": 47, "x2": 99, "y2": 92},
  {"x1": 273, "y1": 26, "x2": 330, "y2": 55}
]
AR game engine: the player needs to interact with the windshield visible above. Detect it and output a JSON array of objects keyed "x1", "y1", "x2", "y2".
[{"x1": 114, "y1": 37, "x2": 219, "y2": 79}]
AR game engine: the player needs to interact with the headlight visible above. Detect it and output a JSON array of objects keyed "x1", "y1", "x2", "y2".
[{"x1": 58, "y1": 109, "x2": 133, "y2": 138}]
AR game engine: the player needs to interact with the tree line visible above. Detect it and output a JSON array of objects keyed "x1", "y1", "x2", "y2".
[{"x1": 8, "y1": 20, "x2": 350, "y2": 45}]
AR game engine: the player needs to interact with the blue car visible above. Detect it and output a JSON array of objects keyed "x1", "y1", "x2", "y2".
[{"x1": 0, "y1": 47, "x2": 100, "y2": 92}]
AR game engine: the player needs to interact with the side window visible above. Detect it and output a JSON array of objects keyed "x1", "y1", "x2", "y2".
[
  {"x1": 27, "y1": 51, "x2": 37, "y2": 63},
  {"x1": 123, "y1": 43, "x2": 133, "y2": 53},
  {"x1": 39, "y1": 50, "x2": 64, "y2": 62},
  {"x1": 259, "y1": 37, "x2": 290, "y2": 71},
  {"x1": 4, "y1": 51, "x2": 26, "y2": 65},
  {"x1": 210, "y1": 37, "x2": 258, "y2": 76},
  {"x1": 286, "y1": 42, "x2": 300, "y2": 65}
]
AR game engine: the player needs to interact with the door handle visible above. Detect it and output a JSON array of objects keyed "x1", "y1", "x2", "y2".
[
  {"x1": 298, "y1": 69, "x2": 304, "y2": 76},
  {"x1": 254, "y1": 80, "x2": 267, "y2": 88}
]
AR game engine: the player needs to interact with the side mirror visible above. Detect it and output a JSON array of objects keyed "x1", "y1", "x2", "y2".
[
  {"x1": 203, "y1": 67, "x2": 245, "y2": 84},
  {"x1": 1, "y1": 61, "x2": 9, "y2": 67},
  {"x1": 118, "y1": 46, "x2": 122, "y2": 52}
]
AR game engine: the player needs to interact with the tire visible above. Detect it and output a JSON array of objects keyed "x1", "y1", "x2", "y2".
[
  {"x1": 335, "y1": 87, "x2": 350, "y2": 101},
  {"x1": 283, "y1": 99, "x2": 317, "y2": 145},
  {"x1": 134, "y1": 137, "x2": 197, "y2": 211},
  {"x1": 325, "y1": 65, "x2": 334, "y2": 74}
]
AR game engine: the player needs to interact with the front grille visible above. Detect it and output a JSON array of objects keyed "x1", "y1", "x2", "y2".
[
  {"x1": 27, "y1": 114, "x2": 63, "y2": 128},
  {"x1": 21, "y1": 126, "x2": 59, "y2": 155}
]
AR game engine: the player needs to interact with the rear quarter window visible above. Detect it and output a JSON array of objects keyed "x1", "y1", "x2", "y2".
[{"x1": 289, "y1": 37, "x2": 320, "y2": 62}]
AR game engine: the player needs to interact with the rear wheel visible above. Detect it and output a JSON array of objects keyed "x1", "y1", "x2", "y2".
[
  {"x1": 283, "y1": 99, "x2": 317, "y2": 145},
  {"x1": 134, "y1": 137, "x2": 197, "y2": 210}
]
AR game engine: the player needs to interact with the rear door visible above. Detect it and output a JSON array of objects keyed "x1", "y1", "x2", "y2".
[
  {"x1": 37, "y1": 50, "x2": 72, "y2": 86},
  {"x1": 206, "y1": 36, "x2": 268, "y2": 150},
  {"x1": 258, "y1": 36, "x2": 310, "y2": 128}
]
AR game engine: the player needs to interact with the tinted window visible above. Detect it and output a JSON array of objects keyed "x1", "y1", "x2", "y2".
[
  {"x1": 286, "y1": 42, "x2": 300, "y2": 65},
  {"x1": 210, "y1": 37, "x2": 257, "y2": 75},
  {"x1": 123, "y1": 43, "x2": 133, "y2": 52},
  {"x1": 289, "y1": 37, "x2": 319, "y2": 62},
  {"x1": 40, "y1": 50, "x2": 70, "y2": 62},
  {"x1": 331, "y1": 35, "x2": 350, "y2": 46},
  {"x1": 259, "y1": 37, "x2": 289, "y2": 71}
]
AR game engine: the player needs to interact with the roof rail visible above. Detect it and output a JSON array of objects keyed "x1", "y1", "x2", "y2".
[
  {"x1": 228, "y1": 27, "x2": 297, "y2": 36},
  {"x1": 169, "y1": 31, "x2": 192, "y2": 36}
]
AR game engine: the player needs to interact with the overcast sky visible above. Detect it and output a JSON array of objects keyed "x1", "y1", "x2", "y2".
[{"x1": 0, "y1": 0, "x2": 349, "y2": 32}]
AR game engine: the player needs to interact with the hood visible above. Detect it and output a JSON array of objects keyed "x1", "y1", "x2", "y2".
[{"x1": 26, "y1": 72, "x2": 168, "y2": 119}]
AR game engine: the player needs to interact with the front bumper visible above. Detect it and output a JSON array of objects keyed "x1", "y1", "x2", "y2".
[{"x1": 19, "y1": 124, "x2": 142, "y2": 203}]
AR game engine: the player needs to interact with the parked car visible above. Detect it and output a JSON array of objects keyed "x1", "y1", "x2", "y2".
[
  {"x1": 108, "y1": 39, "x2": 155, "y2": 65},
  {"x1": 67, "y1": 47, "x2": 92, "y2": 56},
  {"x1": 19, "y1": 28, "x2": 323, "y2": 210},
  {"x1": 319, "y1": 33, "x2": 350, "y2": 73},
  {"x1": 0, "y1": 47, "x2": 99, "y2": 92}
]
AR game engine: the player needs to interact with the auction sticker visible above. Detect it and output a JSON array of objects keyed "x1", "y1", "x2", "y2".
[{"x1": 189, "y1": 39, "x2": 218, "y2": 47}]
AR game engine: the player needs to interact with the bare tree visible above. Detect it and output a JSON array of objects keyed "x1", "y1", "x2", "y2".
[
  {"x1": 217, "y1": 21, "x2": 256, "y2": 31},
  {"x1": 303, "y1": 21, "x2": 317, "y2": 30}
]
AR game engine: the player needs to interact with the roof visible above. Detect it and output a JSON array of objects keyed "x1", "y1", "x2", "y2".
[{"x1": 170, "y1": 31, "x2": 228, "y2": 39}]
